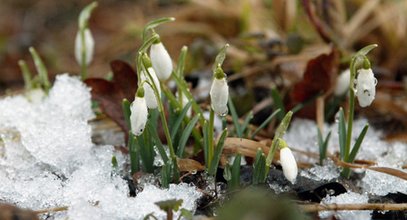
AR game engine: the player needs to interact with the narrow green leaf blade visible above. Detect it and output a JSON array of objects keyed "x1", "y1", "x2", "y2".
[
  {"x1": 176, "y1": 114, "x2": 200, "y2": 157},
  {"x1": 171, "y1": 101, "x2": 193, "y2": 140},
  {"x1": 251, "y1": 109, "x2": 280, "y2": 139},
  {"x1": 208, "y1": 129, "x2": 228, "y2": 175},
  {"x1": 348, "y1": 124, "x2": 369, "y2": 163},
  {"x1": 338, "y1": 108, "x2": 347, "y2": 160},
  {"x1": 228, "y1": 97, "x2": 242, "y2": 137}
]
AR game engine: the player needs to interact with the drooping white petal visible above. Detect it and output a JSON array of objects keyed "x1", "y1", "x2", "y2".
[
  {"x1": 150, "y1": 42, "x2": 173, "y2": 81},
  {"x1": 210, "y1": 77, "x2": 229, "y2": 116},
  {"x1": 130, "y1": 96, "x2": 148, "y2": 136},
  {"x1": 356, "y1": 68, "x2": 376, "y2": 107},
  {"x1": 334, "y1": 69, "x2": 350, "y2": 96},
  {"x1": 75, "y1": 28, "x2": 95, "y2": 66},
  {"x1": 141, "y1": 67, "x2": 161, "y2": 109},
  {"x1": 280, "y1": 147, "x2": 298, "y2": 184}
]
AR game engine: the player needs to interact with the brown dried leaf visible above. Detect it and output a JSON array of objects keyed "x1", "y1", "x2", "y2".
[
  {"x1": 177, "y1": 158, "x2": 205, "y2": 172},
  {"x1": 85, "y1": 60, "x2": 137, "y2": 132}
]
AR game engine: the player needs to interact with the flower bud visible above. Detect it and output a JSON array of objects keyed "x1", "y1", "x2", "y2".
[
  {"x1": 210, "y1": 66, "x2": 229, "y2": 116},
  {"x1": 75, "y1": 28, "x2": 94, "y2": 66},
  {"x1": 130, "y1": 88, "x2": 148, "y2": 136},
  {"x1": 141, "y1": 67, "x2": 161, "y2": 109},
  {"x1": 280, "y1": 147, "x2": 298, "y2": 184},
  {"x1": 150, "y1": 40, "x2": 173, "y2": 81},
  {"x1": 334, "y1": 69, "x2": 350, "y2": 96},
  {"x1": 356, "y1": 68, "x2": 377, "y2": 107}
]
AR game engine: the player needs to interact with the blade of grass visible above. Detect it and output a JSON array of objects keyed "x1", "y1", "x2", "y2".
[
  {"x1": 338, "y1": 108, "x2": 347, "y2": 160},
  {"x1": 228, "y1": 97, "x2": 242, "y2": 137},
  {"x1": 230, "y1": 154, "x2": 241, "y2": 190},
  {"x1": 128, "y1": 132, "x2": 139, "y2": 174},
  {"x1": 122, "y1": 99, "x2": 131, "y2": 130},
  {"x1": 251, "y1": 109, "x2": 281, "y2": 139},
  {"x1": 318, "y1": 128, "x2": 331, "y2": 165},
  {"x1": 18, "y1": 60, "x2": 33, "y2": 90},
  {"x1": 203, "y1": 121, "x2": 209, "y2": 166},
  {"x1": 266, "y1": 111, "x2": 293, "y2": 167},
  {"x1": 271, "y1": 87, "x2": 285, "y2": 120},
  {"x1": 176, "y1": 114, "x2": 200, "y2": 157},
  {"x1": 348, "y1": 124, "x2": 369, "y2": 163},
  {"x1": 171, "y1": 101, "x2": 193, "y2": 140},
  {"x1": 241, "y1": 111, "x2": 253, "y2": 137},
  {"x1": 252, "y1": 149, "x2": 266, "y2": 184},
  {"x1": 208, "y1": 129, "x2": 228, "y2": 175},
  {"x1": 29, "y1": 47, "x2": 50, "y2": 92},
  {"x1": 147, "y1": 122, "x2": 169, "y2": 163}
]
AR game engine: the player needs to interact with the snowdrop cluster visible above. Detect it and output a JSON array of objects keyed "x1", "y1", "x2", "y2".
[
  {"x1": 355, "y1": 68, "x2": 377, "y2": 107},
  {"x1": 210, "y1": 65, "x2": 229, "y2": 116}
]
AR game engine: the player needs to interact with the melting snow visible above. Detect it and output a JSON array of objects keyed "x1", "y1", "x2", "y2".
[
  {"x1": 0, "y1": 74, "x2": 201, "y2": 219},
  {"x1": 319, "y1": 192, "x2": 371, "y2": 220}
]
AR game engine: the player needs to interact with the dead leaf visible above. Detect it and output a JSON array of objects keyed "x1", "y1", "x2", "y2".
[
  {"x1": 0, "y1": 203, "x2": 38, "y2": 220},
  {"x1": 177, "y1": 158, "x2": 205, "y2": 172},
  {"x1": 85, "y1": 60, "x2": 137, "y2": 132}
]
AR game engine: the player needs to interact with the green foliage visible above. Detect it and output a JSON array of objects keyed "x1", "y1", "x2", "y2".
[
  {"x1": 252, "y1": 149, "x2": 267, "y2": 184},
  {"x1": 266, "y1": 111, "x2": 293, "y2": 167},
  {"x1": 317, "y1": 128, "x2": 331, "y2": 165}
]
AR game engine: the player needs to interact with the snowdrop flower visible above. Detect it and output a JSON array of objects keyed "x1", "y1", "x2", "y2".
[
  {"x1": 130, "y1": 87, "x2": 148, "y2": 136},
  {"x1": 150, "y1": 38, "x2": 173, "y2": 81},
  {"x1": 356, "y1": 68, "x2": 377, "y2": 107},
  {"x1": 141, "y1": 67, "x2": 161, "y2": 109},
  {"x1": 334, "y1": 69, "x2": 350, "y2": 96},
  {"x1": 75, "y1": 28, "x2": 94, "y2": 66},
  {"x1": 279, "y1": 144, "x2": 298, "y2": 184},
  {"x1": 210, "y1": 66, "x2": 229, "y2": 116}
]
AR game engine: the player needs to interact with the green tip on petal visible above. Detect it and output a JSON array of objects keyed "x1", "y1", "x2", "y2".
[
  {"x1": 214, "y1": 65, "x2": 225, "y2": 79},
  {"x1": 362, "y1": 57, "x2": 371, "y2": 69},
  {"x1": 136, "y1": 87, "x2": 145, "y2": 98},
  {"x1": 141, "y1": 53, "x2": 153, "y2": 68},
  {"x1": 277, "y1": 138, "x2": 288, "y2": 149}
]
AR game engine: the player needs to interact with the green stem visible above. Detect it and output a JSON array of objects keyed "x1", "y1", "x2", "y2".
[
  {"x1": 80, "y1": 28, "x2": 87, "y2": 80},
  {"x1": 208, "y1": 108, "x2": 215, "y2": 167},
  {"x1": 342, "y1": 57, "x2": 357, "y2": 178}
]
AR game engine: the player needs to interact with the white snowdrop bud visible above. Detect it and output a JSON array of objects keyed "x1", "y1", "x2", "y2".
[
  {"x1": 130, "y1": 88, "x2": 148, "y2": 136},
  {"x1": 334, "y1": 69, "x2": 350, "y2": 96},
  {"x1": 141, "y1": 67, "x2": 161, "y2": 109},
  {"x1": 150, "y1": 39, "x2": 173, "y2": 81},
  {"x1": 280, "y1": 147, "x2": 298, "y2": 184},
  {"x1": 356, "y1": 68, "x2": 377, "y2": 107},
  {"x1": 210, "y1": 66, "x2": 229, "y2": 116},
  {"x1": 75, "y1": 28, "x2": 94, "y2": 66}
]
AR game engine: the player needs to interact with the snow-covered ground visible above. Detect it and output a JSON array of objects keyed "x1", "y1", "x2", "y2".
[{"x1": 0, "y1": 74, "x2": 201, "y2": 219}]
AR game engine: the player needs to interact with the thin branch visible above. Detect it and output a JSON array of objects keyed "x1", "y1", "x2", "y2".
[{"x1": 299, "y1": 203, "x2": 407, "y2": 212}]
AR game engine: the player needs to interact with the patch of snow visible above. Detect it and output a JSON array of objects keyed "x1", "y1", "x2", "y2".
[
  {"x1": 0, "y1": 74, "x2": 202, "y2": 219},
  {"x1": 300, "y1": 159, "x2": 340, "y2": 181},
  {"x1": 319, "y1": 192, "x2": 371, "y2": 220}
]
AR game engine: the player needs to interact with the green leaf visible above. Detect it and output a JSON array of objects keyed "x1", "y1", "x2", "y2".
[
  {"x1": 338, "y1": 108, "x2": 347, "y2": 160},
  {"x1": 241, "y1": 111, "x2": 253, "y2": 137},
  {"x1": 176, "y1": 114, "x2": 200, "y2": 157},
  {"x1": 266, "y1": 111, "x2": 293, "y2": 167},
  {"x1": 122, "y1": 99, "x2": 131, "y2": 130},
  {"x1": 252, "y1": 149, "x2": 266, "y2": 184},
  {"x1": 176, "y1": 46, "x2": 188, "y2": 77},
  {"x1": 223, "y1": 164, "x2": 232, "y2": 181},
  {"x1": 228, "y1": 97, "x2": 242, "y2": 137},
  {"x1": 128, "y1": 132, "x2": 139, "y2": 174},
  {"x1": 179, "y1": 208, "x2": 193, "y2": 220},
  {"x1": 203, "y1": 121, "x2": 209, "y2": 166},
  {"x1": 251, "y1": 109, "x2": 281, "y2": 139},
  {"x1": 318, "y1": 128, "x2": 331, "y2": 165},
  {"x1": 212, "y1": 44, "x2": 229, "y2": 73},
  {"x1": 271, "y1": 87, "x2": 285, "y2": 120},
  {"x1": 357, "y1": 44, "x2": 378, "y2": 56},
  {"x1": 171, "y1": 101, "x2": 193, "y2": 140},
  {"x1": 230, "y1": 154, "x2": 241, "y2": 190},
  {"x1": 208, "y1": 129, "x2": 228, "y2": 175},
  {"x1": 160, "y1": 161, "x2": 171, "y2": 188},
  {"x1": 348, "y1": 124, "x2": 369, "y2": 163},
  {"x1": 78, "y1": 1, "x2": 98, "y2": 29},
  {"x1": 142, "y1": 17, "x2": 175, "y2": 41},
  {"x1": 147, "y1": 122, "x2": 169, "y2": 163},
  {"x1": 18, "y1": 60, "x2": 33, "y2": 90},
  {"x1": 29, "y1": 47, "x2": 50, "y2": 92},
  {"x1": 155, "y1": 199, "x2": 183, "y2": 212},
  {"x1": 111, "y1": 155, "x2": 118, "y2": 168}
]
